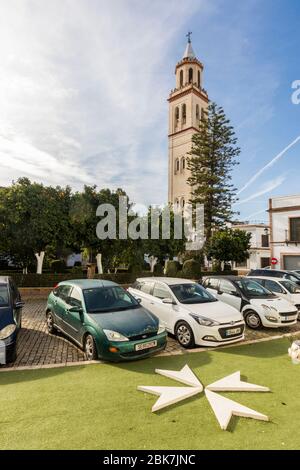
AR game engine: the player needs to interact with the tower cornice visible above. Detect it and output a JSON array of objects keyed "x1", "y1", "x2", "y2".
[
  {"x1": 168, "y1": 126, "x2": 201, "y2": 138},
  {"x1": 175, "y1": 57, "x2": 203, "y2": 71},
  {"x1": 168, "y1": 85, "x2": 209, "y2": 104}
]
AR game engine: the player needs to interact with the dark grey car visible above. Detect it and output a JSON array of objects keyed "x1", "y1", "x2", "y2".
[{"x1": 0, "y1": 276, "x2": 23, "y2": 364}]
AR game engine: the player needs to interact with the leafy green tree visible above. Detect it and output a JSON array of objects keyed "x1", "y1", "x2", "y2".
[
  {"x1": 187, "y1": 102, "x2": 240, "y2": 240},
  {"x1": 206, "y1": 229, "x2": 251, "y2": 268},
  {"x1": 70, "y1": 186, "x2": 132, "y2": 272},
  {"x1": 142, "y1": 206, "x2": 186, "y2": 272},
  {"x1": 0, "y1": 178, "x2": 72, "y2": 273}
]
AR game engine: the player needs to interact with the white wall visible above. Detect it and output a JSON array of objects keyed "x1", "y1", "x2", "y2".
[{"x1": 270, "y1": 195, "x2": 300, "y2": 269}]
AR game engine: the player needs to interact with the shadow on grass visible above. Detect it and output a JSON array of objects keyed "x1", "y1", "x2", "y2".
[
  {"x1": 205, "y1": 336, "x2": 293, "y2": 360},
  {"x1": 0, "y1": 363, "x2": 88, "y2": 386},
  {"x1": 109, "y1": 347, "x2": 213, "y2": 376}
]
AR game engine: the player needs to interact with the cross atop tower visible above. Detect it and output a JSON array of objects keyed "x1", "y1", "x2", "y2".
[{"x1": 186, "y1": 31, "x2": 192, "y2": 43}]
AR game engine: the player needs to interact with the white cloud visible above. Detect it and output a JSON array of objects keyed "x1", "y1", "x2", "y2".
[
  {"x1": 237, "y1": 135, "x2": 300, "y2": 195},
  {"x1": 0, "y1": 0, "x2": 208, "y2": 203},
  {"x1": 235, "y1": 175, "x2": 286, "y2": 205}
]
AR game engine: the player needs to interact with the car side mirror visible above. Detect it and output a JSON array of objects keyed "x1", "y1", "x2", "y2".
[
  {"x1": 162, "y1": 298, "x2": 175, "y2": 304},
  {"x1": 68, "y1": 306, "x2": 84, "y2": 316},
  {"x1": 230, "y1": 291, "x2": 239, "y2": 297},
  {"x1": 136, "y1": 298, "x2": 142, "y2": 304}
]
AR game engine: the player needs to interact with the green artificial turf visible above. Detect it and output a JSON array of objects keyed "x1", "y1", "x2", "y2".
[{"x1": 0, "y1": 337, "x2": 299, "y2": 450}]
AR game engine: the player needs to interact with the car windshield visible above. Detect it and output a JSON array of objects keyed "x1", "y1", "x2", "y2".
[
  {"x1": 287, "y1": 273, "x2": 300, "y2": 282},
  {"x1": 83, "y1": 286, "x2": 139, "y2": 313},
  {"x1": 280, "y1": 280, "x2": 300, "y2": 294},
  {"x1": 170, "y1": 283, "x2": 217, "y2": 304},
  {"x1": 236, "y1": 279, "x2": 275, "y2": 298},
  {"x1": 0, "y1": 284, "x2": 9, "y2": 307}
]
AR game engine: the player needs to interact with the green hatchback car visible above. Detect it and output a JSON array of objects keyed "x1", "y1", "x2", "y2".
[{"x1": 46, "y1": 279, "x2": 167, "y2": 362}]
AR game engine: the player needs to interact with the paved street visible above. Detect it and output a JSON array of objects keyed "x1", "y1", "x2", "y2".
[{"x1": 3, "y1": 298, "x2": 300, "y2": 369}]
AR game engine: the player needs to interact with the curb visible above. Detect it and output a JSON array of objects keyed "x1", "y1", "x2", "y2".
[{"x1": 1, "y1": 330, "x2": 299, "y2": 373}]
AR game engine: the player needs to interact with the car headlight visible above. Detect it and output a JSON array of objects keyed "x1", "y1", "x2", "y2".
[
  {"x1": 189, "y1": 313, "x2": 219, "y2": 327},
  {"x1": 103, "y1": 329, "x2": 129, "y2": 342},
  {"x1": 0, "y1": 324, "x2": 16, "y2": 340},
  {"x1": 158, "y1": 325, "x2": 166, "y2": 334},
  {"x1": 262, "y1": 304, "x2": 278, "y2": 313}
]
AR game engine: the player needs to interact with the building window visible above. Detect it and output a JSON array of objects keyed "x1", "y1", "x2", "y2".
[
  {"x1": 181, "y1": 198, "x2": 185, "y2": 208},
  {"x1": 175, "y1": 106, "x2": 179, "y2": 122},
  {"x1": 290, "y1": 217, "x2": 300, "y2": 241},
  {"x1": 182, "y1": 103, "x2": 186, "y2": 124},
  {"x1": 188, "y1": 68, "x2": 193, "y2": 84},
  {"x1": 261, "y1": 257, "x2": 270, "y2": 268},
  {"x1": 197, "y1": 70, "x2": 201, "y2": 88},
  {"x1": 174, "y1": 158, "x2": 179, "y2": 174},
  {"x1": 196, "y1": 104, "x2": 200, "y2": 120},
  {"x1": 261, "y1": 234, "x2": 269, "y2": 247},
  {"x1": 201, "y1": 108, "x2": 205, "y2": 121},
  {"x1": 180, "y1": 70, "x2": 183, "y2": 87},
  {"x1": 181, "y1": 157, "x2": 185, "y2": 171}
]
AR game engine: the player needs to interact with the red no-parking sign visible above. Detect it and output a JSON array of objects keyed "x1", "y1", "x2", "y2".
[{"x1": 271, "y1": 257, "x2": 278, "y2": 265}]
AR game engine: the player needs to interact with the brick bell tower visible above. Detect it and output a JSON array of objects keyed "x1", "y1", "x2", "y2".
[{"x1": 168, "y1": 33, "x2": 209, "y2": 208}]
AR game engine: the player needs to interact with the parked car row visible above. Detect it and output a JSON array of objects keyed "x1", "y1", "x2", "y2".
[{"x1": 1, "y1": 268, "x2": 300, "y2": 365}]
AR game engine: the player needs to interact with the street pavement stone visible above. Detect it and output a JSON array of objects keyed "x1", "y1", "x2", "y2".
[{"x1": 2, "y1": 298, "x2": 300, "y2": 368}]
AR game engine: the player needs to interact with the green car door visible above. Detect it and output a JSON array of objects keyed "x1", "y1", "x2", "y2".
[
  {"x1": 62, "y1": 286, "x2": 84, "y2": 343},
  {"x1": 53, "y1": 284, "x2": 72, "y2": 329}
]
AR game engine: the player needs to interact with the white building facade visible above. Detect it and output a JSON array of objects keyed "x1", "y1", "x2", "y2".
[
  {"x1": 232, "y1": 223, "x2": 271, "y2": 272},
  {"x1": 269, "y1": 195, "x2": 300, "y2": 270}
]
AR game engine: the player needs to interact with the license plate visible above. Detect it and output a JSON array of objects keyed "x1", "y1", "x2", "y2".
[
  {"x1": 0, "y1": 343, "x2": 6, "y2": 364},
  {"x1": 225, "y1": 327, "x2": 241, "y2": 337},
  {"x1": 283, "y1": 315, "x2": 295, "y2": 321},
  {"x1": 135, "y1": 340, "x2": 157, "y2": 351}
]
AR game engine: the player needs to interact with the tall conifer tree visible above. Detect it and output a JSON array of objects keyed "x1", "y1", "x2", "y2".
[{"x1": 187, "y1": 102, "x2": 240, "y2": 240}]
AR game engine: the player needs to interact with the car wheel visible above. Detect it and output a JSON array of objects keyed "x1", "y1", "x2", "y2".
[
  {"x1": 84, "y1": 334, "x2": 98, "y2": 361},
  {"x1": 245, "y1": 310, "x2": 262, "y2": 329},
  {"x1": 175, "y1": 321, "x2": 195, "y2": 348},
  {"x1": 46, "y1": 311, "x2": 57, "y2": 334}
]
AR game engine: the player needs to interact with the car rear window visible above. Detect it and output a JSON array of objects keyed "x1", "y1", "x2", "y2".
[{"x1": 0, "y1": 284, "x2": 9, "y2": 307}]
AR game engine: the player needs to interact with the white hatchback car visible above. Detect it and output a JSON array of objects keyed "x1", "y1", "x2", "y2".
[
  {"x1": 128, "y1": 277, "x2": 245, "y2": 348},
  {"x1": 202, "y1": 276, "x2": 298, "y2": 329},
  {"x1": 248, "y1": 276, "x2": 300, "y2": 319}
]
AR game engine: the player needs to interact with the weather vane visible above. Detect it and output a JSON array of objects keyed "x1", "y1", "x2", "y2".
[{"x1": 186, "y1": 31, "x2": 192, "y2": 43}]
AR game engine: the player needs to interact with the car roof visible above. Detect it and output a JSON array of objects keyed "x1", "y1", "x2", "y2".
[
  {"x1": 59, "y1": 279, "x2": 118, "y2": 289},
  {"x1": 135, "y1": 277, "x2": 195, "y2": 286},
  {"x1": 248, "y1": 276, "x2": 286, "y2": 282},
  {"x1": 203, "y1": 275, "x2": 244, "y2": 281},
  {"x1": 251, "y1": 268, "x2": 289, "y2": 274}
]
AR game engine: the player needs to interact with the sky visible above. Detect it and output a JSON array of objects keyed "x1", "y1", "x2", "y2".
[{"x1": 0, "y1": 0, "x2": 299, "y2": 222}]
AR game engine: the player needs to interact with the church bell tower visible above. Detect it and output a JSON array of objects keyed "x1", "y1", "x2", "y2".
[{"x1": 168, "y1": 33, "x2": 209, "y2": 207}]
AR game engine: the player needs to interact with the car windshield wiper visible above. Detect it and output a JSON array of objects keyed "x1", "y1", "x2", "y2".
[
  {"x1": 89, "y1": 304, "x2": 139, "y2": 313},
  {"x1": 181, "y1": 298, "x2": 217, "y2": 304}
]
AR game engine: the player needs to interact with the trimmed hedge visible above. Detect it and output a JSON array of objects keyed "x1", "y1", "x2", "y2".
[
  {"x1": 165, "y1": 260, "x2": 180, "y2": 277},
  {"x1": 182, "y1": 259, "x2": 202, "y2": 278},
  {"x1": 0, "y1": 270, "x2": 238, "y2": 287}
]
